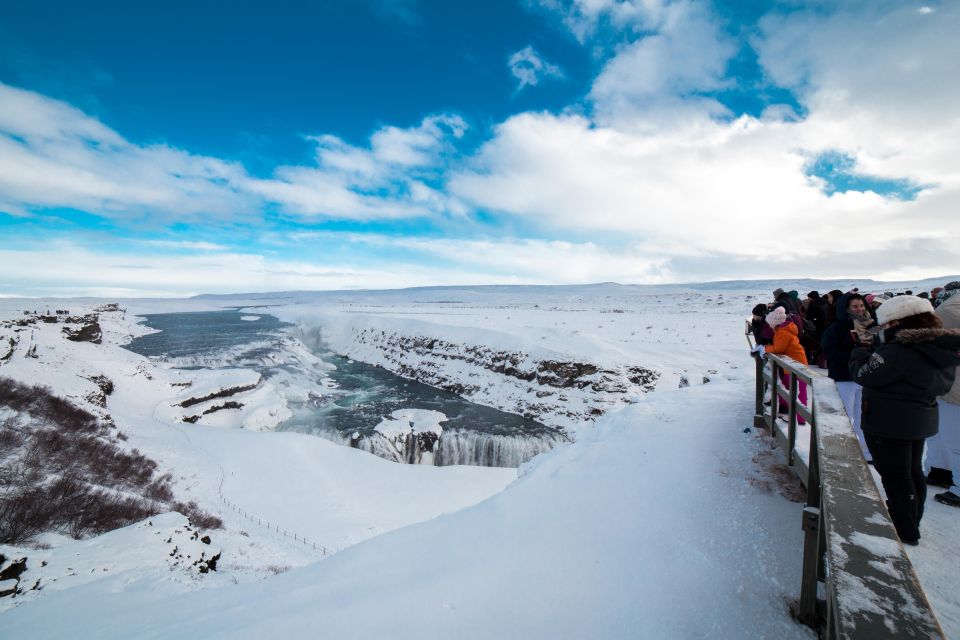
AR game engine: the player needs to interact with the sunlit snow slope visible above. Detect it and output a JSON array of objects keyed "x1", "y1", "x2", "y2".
[{"x1": 2, "y1": 380, "x2": 812, "y2": 639}]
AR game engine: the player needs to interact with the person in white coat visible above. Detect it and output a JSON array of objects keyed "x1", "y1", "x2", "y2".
[{"x1": 933, "y1": 281, "x2": 960, "y2": 507}]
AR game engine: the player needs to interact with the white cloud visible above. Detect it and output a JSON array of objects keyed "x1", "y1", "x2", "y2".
[
  {"x1": 245, "y1": 114, "x2": 467, "y2": 219},
  {"x1": 588, "y1": 2, "x2": 736, "y2": 128},
  {"x1": 449, "y1": 103, "x2": 960, "y2": 268},
  {"x1": 142, "y1": 240, "x2": 229, "y2": 251},
  {"x1": 754, "y1": 1, "x2": 960, "y2": 185},
  {"x1": 0, "y1": 83, "x2": 252, "y2": 220},
  {"x1": 533, "y1": 2, "x2": 738, "y2": 127},
  {"x1": 6, "y1": 231, "x2": 953, "y2": 298},
  {"x1": 445, "y1": 1, "x2": 960, "y2": 276},
  {"x1": 371, "y1": 115, "x2": 467, "y2": 166},
  {"x1": 534, "y1": 0, "x2": 671, "y2": 43},
  {"x1": 0, "y1": 234, "x2": 678, "y2": 297},
  {"x1": 0, "y1": 82, "x2": 466, "y2": 223},
  {"x1": 508, "y1": 46, "x2": 564, "y2": 91}
]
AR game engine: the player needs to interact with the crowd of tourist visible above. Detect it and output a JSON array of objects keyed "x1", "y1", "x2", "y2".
[{"x1": 748, "y1": 281, "x2": 960, "y2": 547}]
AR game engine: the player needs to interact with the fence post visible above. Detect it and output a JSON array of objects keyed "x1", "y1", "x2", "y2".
[
  {"x1": 754, "y1": 353, "x2": 764, "y2": 424},
  {"x1": 771, "y1": 360, "x2": 780, "y2": 419},
  {"x1": 787, "y1": 374, "x2": 798, "y2": 466}
]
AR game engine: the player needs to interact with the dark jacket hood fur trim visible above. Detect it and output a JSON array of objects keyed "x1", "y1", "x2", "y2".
[{"x1": 896, "y1": 327, "x2": 960, "y2": 343}]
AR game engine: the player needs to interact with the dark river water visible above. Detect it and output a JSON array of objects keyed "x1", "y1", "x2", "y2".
[{"x1": 124, "y1": 309, "x2": 564, "y2": 466}]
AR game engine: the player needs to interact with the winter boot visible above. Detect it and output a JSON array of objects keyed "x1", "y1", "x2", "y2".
[
  {"x1": 934, "y1": 491, "x2": 960, "y2": 508},
  {"x1": 926, "y1": 467, "x2": 954, "y2": 488}
]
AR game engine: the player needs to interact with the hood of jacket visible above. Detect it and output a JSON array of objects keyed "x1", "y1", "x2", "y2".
[
  {"x1": 775, "y1": 321, "x2": 799, "y2": 337},
  {"x1": 937, "y1": 292, "x2": 960, "y2": 328},
  {"x1": 895, "y1": 327, "x2": 960, "y2": 368},
  {"x1": 834, "y1": 293, "x2": 854, "y2": 325}
]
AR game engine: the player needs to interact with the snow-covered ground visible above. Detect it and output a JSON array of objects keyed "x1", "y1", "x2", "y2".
[
  {"x1": 4, "y1": 382, "x2": 813, "y2": 639},
  {"x1": 0, "y1": 281, "x2": 956, "y2": 637},
  {"x1": 0, "y1": 300, "x2": 516, "y2": 607}
]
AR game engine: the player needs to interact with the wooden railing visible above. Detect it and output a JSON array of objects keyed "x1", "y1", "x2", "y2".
[{"x1": 751, "y1": 346, "x2": 945, "y2": 639}]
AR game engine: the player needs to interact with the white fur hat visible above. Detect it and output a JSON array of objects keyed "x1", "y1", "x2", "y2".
[
  {"x1": 765, "y1": 306, "x2": 787, "y2": 328},
  {"x1": 876, "y1": 295, "x2": 934, "y2": 325}
]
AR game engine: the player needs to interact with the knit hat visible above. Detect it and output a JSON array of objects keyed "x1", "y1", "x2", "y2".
[
  {"x1": 765, "y1": 306, "x2": 787, "y2": 328},
  {"x1": 772, "y1": 288, "x2": 785, "y2": 299},
  {"x1": 807, "y1": 291, "x2": 819, "y2": 299},
  {"x1": 945, "y1": 281, "x2": 960, "y2": 291},
  {"x1": 876, "y1": 295, "x2": 934, "y2": 325},
  {"x1": 751, "y1": 303, "x2": 768, "y2": 317}
]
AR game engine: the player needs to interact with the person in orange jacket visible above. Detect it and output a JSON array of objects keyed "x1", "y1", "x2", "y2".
[
  {"x1": 763, "y1": 306, "x2": 809, "y2": 421},
  {"x1": 764, "y1": 306, "x2": 808, "y2": 364}
]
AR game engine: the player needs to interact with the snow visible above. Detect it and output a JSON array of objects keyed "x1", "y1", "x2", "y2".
[
  {"x1": 374, "y1": 408, "x2": 446, "y2": 438},
  {"x1": 0, "y1": 282, "x2": 955, "y2": 637},
  {"x1": 3, "y1": 382, "x2": 813, "y2": 639},
  {"x1": 0, "y1": 513, "x2": 223, "y2": 611},
  {"x1": 0, "y1": 300, "x2": 515, "y2": 608}
]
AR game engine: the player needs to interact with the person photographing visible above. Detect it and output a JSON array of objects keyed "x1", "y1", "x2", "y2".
[{"x1": 849, "y1": 295, "x2": 960, "y2": 545}]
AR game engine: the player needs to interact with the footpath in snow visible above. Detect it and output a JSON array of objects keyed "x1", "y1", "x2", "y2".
[{"x1": 2, "y1": 379, "x2": 814, "y2": 639}]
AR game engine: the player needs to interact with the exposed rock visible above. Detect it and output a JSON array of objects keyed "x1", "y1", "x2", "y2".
[
  {"x1": 86, "y1": 375, "x2": 114, "y2": 396},
  {"x1": 63, "y1": 321, "x2": 102, "y2": 344},
  {"x1": 196, "y1": 551, "x2": 220, "y2": 574},
  {"x1": 0, "y1": 337, "x2": 16, "y2": 362},
  {"x1": 179, "y1": 383, "x2": 258, "y2": 408},
  {"x1": 0, "y1": 555, "x2": 28, "y2": 582},
  {"x1": 0, "y1": 555, "x2": 27, "y2": 597},
  {"x1": 182, "y1": 401, "x2": 245, "y2": 423},
  {"x1": 346, "y1": 328, "x2": 661, "y2": 427}
]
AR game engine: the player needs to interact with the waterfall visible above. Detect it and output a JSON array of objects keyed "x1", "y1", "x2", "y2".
[
  {"x1": 349, "y1": 428, "x2": 565, "y2": 468},
  {"x1": 434, "y1": 429, "x2": 566, "y2": 468},
  {"x1": 351, "y1": 430, "x2": 440, "y2": 465}
]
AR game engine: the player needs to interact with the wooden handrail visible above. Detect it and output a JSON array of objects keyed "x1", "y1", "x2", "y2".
[{"x1": 753, "y1": 352, "x2": 944, "y2": 639}]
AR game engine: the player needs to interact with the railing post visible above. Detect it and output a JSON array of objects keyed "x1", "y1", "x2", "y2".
[
  {"x1": 769, "y1": 360, "x2": 778, "y2": 430},
  {"x1": 800, "y1": 413, "x2": 823, "y2": 628},
  {"x1": 787, "y1": 374, "x2": 798, "y2": 466},
  {"x1": 754, "y1": 353, "x2": 764, "y2": 425},
  {"x1": 799, "y1": 505, "x2": 821, "y2": 626}
]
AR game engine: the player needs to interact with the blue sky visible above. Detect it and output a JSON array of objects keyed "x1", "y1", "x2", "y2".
[{"x1": 1, "y1": 0, "x2": 958, "y2": 296}]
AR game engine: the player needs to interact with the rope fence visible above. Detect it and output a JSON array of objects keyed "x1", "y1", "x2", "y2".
[{"x1": 217, "y1": 469, "x2": 330, "y2": 556}]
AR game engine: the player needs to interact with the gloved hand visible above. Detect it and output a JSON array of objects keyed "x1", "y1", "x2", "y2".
[{"x1": 750, "y1": 345, "x2": 765, "y2": 357}]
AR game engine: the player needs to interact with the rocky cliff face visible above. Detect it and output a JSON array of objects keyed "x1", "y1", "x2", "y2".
[{"x1": 340, "y1": 328, "x2": 661, "y2": 434}]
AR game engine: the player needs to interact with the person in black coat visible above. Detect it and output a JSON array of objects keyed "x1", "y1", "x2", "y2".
[
  {"x1": 771, "y1": 287, "x2": 800, "y2": 315},
  {"x1": 749, "y1": 303, "x2": 773, "y2": 346},
  {"x1": 850, "y1": 295, "x2": 960, "y2": 545},
  {"x1": 821, "y1": 293, "x2": 868, "y2": 381},
  {"x1": 825, "y1": 289, "x2": 844, "y2": 324},
  {"x1": 804, "y1": 291, "x2": 828, "y2": 341},
  {"x1": 823, "y1": 292, "x2": 874, "y2": 460}
]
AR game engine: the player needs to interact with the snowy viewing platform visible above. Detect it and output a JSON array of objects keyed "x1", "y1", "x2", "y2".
[{"x1": 756, "y1": 352, "x2": 951, "y2": 639}]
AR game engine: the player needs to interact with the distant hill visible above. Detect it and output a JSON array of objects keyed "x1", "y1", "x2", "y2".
[{"x1": 191, "y1": 276, "x2": 960, "y2": 301}]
